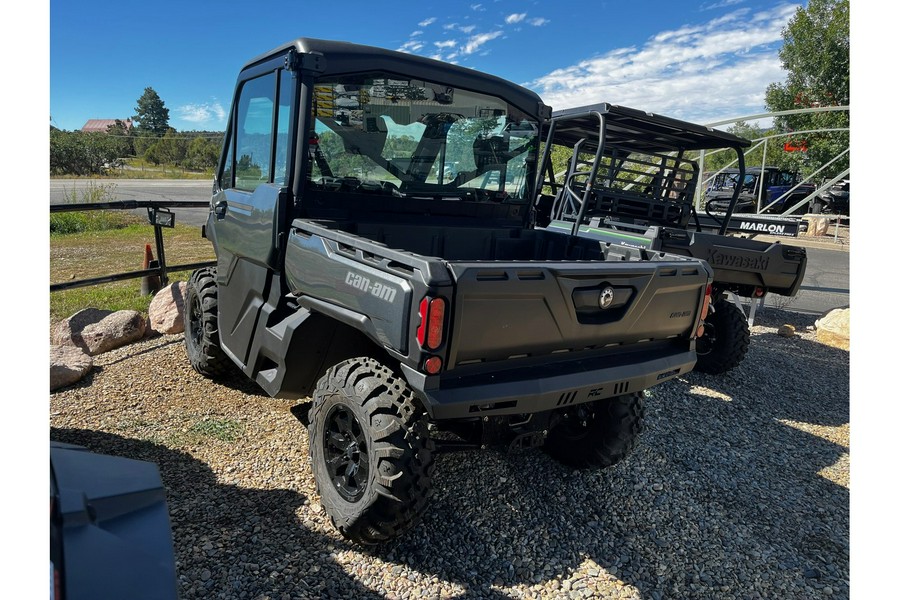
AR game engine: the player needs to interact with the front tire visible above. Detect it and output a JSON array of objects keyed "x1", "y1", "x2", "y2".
[
  {"x1": 695, "y1": 298, "x2": 750, "y2": 374},
  {"x1": 309, "y1": 358, "x2": 435, "y2": 545},
  {"x1": 184, "y1": 267, "x2": 234, "y2": 379},
  {"x1": 543, "y1": 393, "x2": 645, "y2": 470}
]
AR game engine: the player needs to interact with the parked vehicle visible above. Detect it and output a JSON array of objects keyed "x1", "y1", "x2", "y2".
[
  {"x1": 810, "y1": 179, "x2": 849, "y2": 215},
  {"x1": 705, "y1": 167, "x2": 816, "y2": 214},
  {"x1": 184, "y1": 38, "x2": 713, "y2": 544},
  {"x1": 537, "y1": 103, "x2": 807, "y2": 374}
]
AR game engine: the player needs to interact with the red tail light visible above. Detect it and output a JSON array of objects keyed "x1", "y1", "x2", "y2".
[
  {"x1": 697, "y1": 284, "x2": 712, "y2": 338},
  {"x1": 417, "y1": 296, "x2": 446, "y2": 350}
]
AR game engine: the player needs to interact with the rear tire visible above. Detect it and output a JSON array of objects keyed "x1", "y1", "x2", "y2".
[
  {"x1": 309, "y1": 357, "x2": 435, "y2": 545},
  {"x1": 695, "y1": 298, "x2": 750, "y2": 374},
  {"x1": 810, "y1": 200, "x2": 823, "y2": 214},
  {"x1": 184, "y1": 267, "x2": 233, "y2": 379},
  {"x1": 543, "y1": 393, "x2": 645, "y2": 470}
]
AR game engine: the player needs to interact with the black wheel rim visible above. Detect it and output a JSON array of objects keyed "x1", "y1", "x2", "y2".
[
  {"x1": 323, "y1": 404, "x2": 369, "y2": 502},
  {"x1": 188, "y1": 293, "x2": 203, "y2": 349},
  {"x1": 696, "y1": 322, "x2": 717, "y2": 356},
  {"x1": 556, "y1": 405, "x2": 594, "y2": 441}
]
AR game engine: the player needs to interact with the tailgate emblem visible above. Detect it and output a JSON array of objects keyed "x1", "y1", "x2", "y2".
[{"x1": 599, "y1": 286, "x2": 615, "y2": 309}]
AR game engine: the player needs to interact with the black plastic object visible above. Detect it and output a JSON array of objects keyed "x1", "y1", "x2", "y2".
[{"x1": 49, "y1": 441, "x2": 178, "y2": 600}]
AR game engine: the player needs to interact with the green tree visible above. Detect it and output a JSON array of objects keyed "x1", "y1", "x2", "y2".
[
  {"x1": 155, "y1": 128, "x2": 188, "y2": 166},
  {"x1": 133, "y1": 87, "x2": 171, "y2": 136},
  {"x1": 50, "y1": 130, "x2": 124, "y2": 175},
  {"x1": 106, "y1": 119, "x2": 135, "y2": 157},
  {"x1": 764, "y1": 0, "x2": 849, "y2": 180},
  {"x1": 185, "y1": 136, "x2": 220, "y2": 171}
]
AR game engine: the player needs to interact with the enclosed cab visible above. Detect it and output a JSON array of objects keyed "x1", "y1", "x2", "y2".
[{"x1": 705, "y1": 167, "x2": 816, "y2": 214}]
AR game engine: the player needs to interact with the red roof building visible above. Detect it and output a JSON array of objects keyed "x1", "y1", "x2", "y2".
[{"x1": 81, "y1": 119, "x2": 133, "y2": 133}]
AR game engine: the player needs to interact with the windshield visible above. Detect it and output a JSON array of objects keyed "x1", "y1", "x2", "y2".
[
  {"x1": 307, "y1": 73, "x2": 539, "y2": 203},
  {"x1": 712, "y1": 171, "x2": 756, "y2": 192}
]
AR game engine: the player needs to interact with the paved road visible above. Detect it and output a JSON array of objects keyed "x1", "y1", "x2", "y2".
[
  {"x1": 49, "y1": 179, "x2": 850, "y2": 314},
  {"x1": 748, "y1": 233, "x2": 850, "y2": 317},
  {"x1": 787, "y1": 245, "x2": 850, "y2": 316},
  {"x1": 50, "y1": 179, "x2": 212, "y2": 227}
]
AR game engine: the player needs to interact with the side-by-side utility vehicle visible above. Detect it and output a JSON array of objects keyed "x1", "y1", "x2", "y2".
[
  {"x1": 535, "y1": 104, "x2": 807, "y2": 374},
  {"x1": 185, "y1": 38, "x2": 713, "y2": 544}
]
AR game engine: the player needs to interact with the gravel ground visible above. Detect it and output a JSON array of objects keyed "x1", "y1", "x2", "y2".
[{"x1": 50, "y1": 308, "x2": 849, "y2": 600}]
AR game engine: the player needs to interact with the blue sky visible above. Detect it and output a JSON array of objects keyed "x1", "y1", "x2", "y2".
[{"x1": 50, "y1": 0, "x2": 805, "y2": 132}]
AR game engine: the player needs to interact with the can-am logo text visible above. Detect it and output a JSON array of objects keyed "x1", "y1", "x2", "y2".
[{"x1": 345, "y1": 271, "x2": 398, "y2": 303}]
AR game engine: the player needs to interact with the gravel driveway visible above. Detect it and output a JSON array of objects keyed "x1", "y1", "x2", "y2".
[{"x1": 50, "y1": 308, "x2": 849, "y2": 600}]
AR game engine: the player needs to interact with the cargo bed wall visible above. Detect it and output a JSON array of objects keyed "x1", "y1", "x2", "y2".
[
  {"x1": 659, "y1": 230, "x2": 807, "y2": 296},
  {"x1": 321, "y1": 220, "x2": 676, "y2": 263}
]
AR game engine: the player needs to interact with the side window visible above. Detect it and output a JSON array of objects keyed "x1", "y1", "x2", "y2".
[
  {"x1": 234, "y1": 73, "x2": 276, "y2": 192},
  {"x1": 274, "y1": 70, "x2": 293, "y2": 186},
  {"x1": 220, "y1": 127, "x2": 233, "y2": 189}
]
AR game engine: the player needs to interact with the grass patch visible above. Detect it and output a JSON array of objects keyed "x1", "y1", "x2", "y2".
[
  {"x1": 50, "y1": 223, "x2": 214, "y2": 323},
  {"x1": 51, "y1": 212, "x2": 143, "y2": 235},
  {"x1": 189, "y1": 417, "x2": 244, "y2": 442},
  {"x1": 52, "y1": 159, "x2": 214, "y2": 180},
  {"x1": 51, "y1": 181, "x2": 144, "y2": 234},
  {"x1": 116, "y1": 416, "x2": 244, "y2": 446}
]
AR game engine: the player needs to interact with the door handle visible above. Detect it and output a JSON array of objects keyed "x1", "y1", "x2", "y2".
[{"x1": 214, "y1": 200, "x2": 228, "y2": 219}]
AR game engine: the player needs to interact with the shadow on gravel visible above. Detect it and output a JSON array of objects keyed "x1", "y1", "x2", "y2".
[
  {"x1": 49, "y1": 428, "x2": 381, "y2": 600},
  {"x1": 361, "y1": 309, "x2": 849, "y2": 599}
]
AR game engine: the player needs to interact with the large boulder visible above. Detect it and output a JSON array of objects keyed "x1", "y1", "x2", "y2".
[
  {"x1": 804, "y1": 215, "x2": 830, "y2": 237},
  {"x1": 149, "y1": 281, "x2": 188, "y2": 334},
  {"x1": 815, "y1": 308, "x2": 850, "y2": 350},
  {"x1": 50, "y1": 345, "x2": 93, "y2": 391},
  {"x1": 51, "y1": 308, "x2": 147, "y2": 356}
]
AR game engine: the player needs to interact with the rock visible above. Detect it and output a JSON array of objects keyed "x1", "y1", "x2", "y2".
[
  {"x1": 804, "y1": 215, "x2": 829, "y2": 236},
  {"x1": 51, "y1": 308, "x2": 147, "y2": 355},
  {"x1": 149, "y1": 281, "x2": 188, "y2": 334},
  {"x1": 777, "y1": 324, "x2": 795, "y2": 338},
  {"x1": 50, "y1": 345, "x2": 93, "y2": 391},
  {"x1": 815, "y1": 308, "x2": 849, "y2": 350}
]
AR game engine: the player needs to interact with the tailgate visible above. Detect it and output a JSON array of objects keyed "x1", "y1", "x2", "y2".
[{"x1": 445, "y1": 259, "x2": 710, "y2": 369}]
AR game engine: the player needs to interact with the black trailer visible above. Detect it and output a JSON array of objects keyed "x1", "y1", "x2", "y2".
[{"x1": 535, "y1": 103, "x2": 808, "y2": 374}]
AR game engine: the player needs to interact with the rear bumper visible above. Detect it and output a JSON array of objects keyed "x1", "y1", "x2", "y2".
[{"x1": 402, "y1": 343, "x2": 694, "y2": 420}]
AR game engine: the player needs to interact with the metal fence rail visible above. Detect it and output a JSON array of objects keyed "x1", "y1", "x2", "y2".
[{"x1": 50, "y1": 200, "x2": 215, "y2": 293}]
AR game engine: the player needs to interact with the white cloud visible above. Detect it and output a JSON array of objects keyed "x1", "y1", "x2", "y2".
[
  {"x1": 419, "y1": 17, "x2": 436, "y2": 27},
  {"x1": 435, "y1": 40, "x2": 458, "y2": 49},
  {"x1": 470, "y1": 3, "x2": 486, "y2": 11},
  {"x1": 529, "y1": 17, "x2": 549, "y2": 27},
  {"x1": 505, "y1": 13, "x2": 527, "y2": 24},
  {"x1": 461, "y1": 31, "x2": 503, "y2": 55},
  {"x1": 459, "y1": 24, "x2": 476, "y2": 33},
  {"x1": 177, "y1": 101, "x2": 226, "y2": 124},
  {"x1": 398, "y1": 40, "x2": 426, "y2": 53},
  {"x1": 529, "y1": 4, "x2": 795, "y2": 124},
  {"x1": 410, "y1": 30, "x2": 423, "y2": 37},
  {"x1": 701, "y1": 0, "x2": 746, "y2": 10}
]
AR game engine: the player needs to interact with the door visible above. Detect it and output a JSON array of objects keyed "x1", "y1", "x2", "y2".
[{"x1": 214, "y1": 67, "x2": 295, "y2": 367}]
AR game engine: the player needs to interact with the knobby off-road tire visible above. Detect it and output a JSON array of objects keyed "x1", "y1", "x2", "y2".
[
  {"x1": 184, "y1": 267, "x2": 233, "y2": 379},
  {"x1": 309, "y1": 357, "x2": 435, "y2": 545},
  {"x1": 695, "y1": 298, "x2": 751, "y2": 375},
  {"x1": 543, "y1": 393, "x2": 645, "y2": 470}
]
